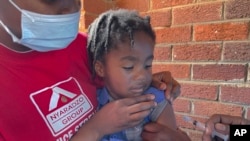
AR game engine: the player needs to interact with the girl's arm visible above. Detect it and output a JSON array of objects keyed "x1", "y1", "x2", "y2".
[
  {"x1": 156, "y1": 102, "x2": 177, "y2": 130},
  {"x1": 142, "y1": 103, "x2": 191, "y2": 141}
]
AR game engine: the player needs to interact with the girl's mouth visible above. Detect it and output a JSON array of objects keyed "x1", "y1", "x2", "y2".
[{"x1": 130, "y1": 87, "x2": 145, "y2": 95}]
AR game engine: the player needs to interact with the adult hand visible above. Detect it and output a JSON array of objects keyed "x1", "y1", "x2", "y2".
[
  {"x1": 203, "y1": 114, "x2": 250, "y2": 141},
  {"x1": 141, "y1": 122, "x2": 191, "y2": 141},
  {"x1": 71, "y1": 94, "x2": 156, "y2": 141},
  {"x1": 152, "y1": 71, "x2": 181, "y2": 102}
]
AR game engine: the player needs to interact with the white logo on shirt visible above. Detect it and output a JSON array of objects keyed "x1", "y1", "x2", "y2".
[
  {"x1": 30, "y1": 77, "x2": 93, "y2": 136},
  {"x1": 49, "y1": 87, "x2": 77, "y2": 111}
]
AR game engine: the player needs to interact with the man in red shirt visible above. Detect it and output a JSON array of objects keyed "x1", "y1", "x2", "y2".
[{"x1": 0, "y1": 0, "x2": 182, "y2": 140}]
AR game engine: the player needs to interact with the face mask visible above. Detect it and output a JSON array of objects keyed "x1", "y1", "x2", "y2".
[{"x1": 0, "y1": 0, "x2": 80, "y2": 52}]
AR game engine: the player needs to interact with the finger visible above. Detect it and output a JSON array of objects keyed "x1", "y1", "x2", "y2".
[
  {"x1": 151, "y1": 71, "x2": 181, "y2": 102},
  {"x1": 215, "y1": 123, "x2": 229, "y2": 134},
  {"x1": 152, "y1": 79, "x2": 167, "y2": 91},
  {"x1": 158, "y1": 72, "x2": 172, "y2": 90},
  {"x1": 129, "y1": 100, "x2": 156, "y2": 114},
  {"x1": 202, "y1": 135, "x2": 213, "y2": 141},
  {"x1": 141, "y1": 131, "x2": 156, "y2": 141},
  {"x1": 165, "y1": 80, "x2": 172, "y2": 100},
  {"x1": 169, "y1": 78, "x2": 181, "y2": 101},
  {"x1": 141, "y1": 123, "x2": 160, "y2": 141},
  {"x1": 203, "y1": 120, "x2": 215, "y2": 141},
  {"x1": 151, "y1": 71, "x2": 171, "y2": 90},
  {"x1": 217, "y1": 114, "x2": 248, "y2": 125},
  {"x1": 122, "y1": 94, "x2": 155, "y2": 106},
  {"x1": 158, "y1": 71, "x2": 172, "y2": 84},
  {"x1": 129, "y1": 110, "x2": 152, "y2": 124},
  {"x1": 171, "y1": 78, "x2": 180, "y2": 92},
  {"x1": 202, "y1": 128, "x2": 213, "y2": 141},
  {"x1": 143, "y1": 122, "x2": 160, "y2": 133},
  {"x1": 151, "y1": 71, "x2": 172, "y2": 99},
  {"x1": 204, "y1": 114, "x2": 236, "y2": 141}
]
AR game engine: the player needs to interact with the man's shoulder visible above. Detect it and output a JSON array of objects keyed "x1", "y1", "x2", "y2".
[
  {"x1": 77, "y1": 32, "x2": 88, "y2": 39},
  {"x1": 65, "y1": 32, "x2": 88, "y2": 54}
]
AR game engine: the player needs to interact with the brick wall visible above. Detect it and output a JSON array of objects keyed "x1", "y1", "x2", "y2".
[
  {"x1": 81, "y1": 0, "x2": 250, "y2": 140},
  {"x1": 80, "y1": 0, "x2": 115, "y2": 32}
]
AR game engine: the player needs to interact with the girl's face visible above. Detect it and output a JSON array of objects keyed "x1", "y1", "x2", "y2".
[{"x1": 95, "y1": 31, "x2": 155, "y2": 100}]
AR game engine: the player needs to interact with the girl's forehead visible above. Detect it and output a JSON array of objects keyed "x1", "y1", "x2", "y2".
[
  {"x1": 115, "y1": 31, "x2": 155, "y2": 46},
  {"x1": 111, "y1": 39, "x2": 154, "y2": 56},
  {"x1": 115, "y1": 40, "x2": 154, "y2": 50}
]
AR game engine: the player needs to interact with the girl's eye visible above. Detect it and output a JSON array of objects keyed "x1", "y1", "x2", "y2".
[
  {"x1": 44, "y1": 0, "x2": 57, "y2": 3},
  {"x1": 145, "y1": 65, "x2": 152, "y2": 69},
  {"x1": 122, "y1": 66, "x2": 134, "y2": 70}
]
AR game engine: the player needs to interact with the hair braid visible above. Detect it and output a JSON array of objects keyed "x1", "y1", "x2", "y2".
[
  {"x1": 104, "y1": 13, "x2": 117, "y2": 53},
  {"x1": 87, "y1": 9, "x2": 156, "y2": 78},
  {"x1": 87, "y1": 13, "x2": 108, "y2": 76}
]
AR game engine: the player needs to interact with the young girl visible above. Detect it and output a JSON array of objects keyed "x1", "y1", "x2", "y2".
[{"x1": 87, "y1": 9, "x2": 189, "y2": 141}]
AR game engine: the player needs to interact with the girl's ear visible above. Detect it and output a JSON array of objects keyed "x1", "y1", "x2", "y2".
[{"x1": 94, "y1": 60, "x2": 105, "y2": 77}]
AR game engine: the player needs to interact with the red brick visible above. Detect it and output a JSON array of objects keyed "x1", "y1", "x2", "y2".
[
  {"x1": 142, "y1": 9, "x2": 172, "y2": 27},
  {"x1": 153, "y1": 64, "x2": 190, "y2": 79},
  {"x1": 187, "y1": 130, "x2": 203, "y2": 141},
  {"x1": 173, "y1": 43, "x2": 221, "y2": 61},
  {"x1": 173, "y1": 98, "x2": 191, "y2": 113},
  {"x1": 197, "y1": 0, "x2": 218, "y2": 2},
  {"x1": 154, "y1": 46, "x2": 172, "y2": 61},
  {"x1": 116, "y1": 0, "x2": 150, "y2": 12},
  {"x1": 181, "y1": 83, "x2": 218, "y2": 100},
  {"x1": 175, "y1": 114, "x2": 188, "y2": 128},
  {"x1": 221, "y1": 85, "x2": 250, "y2": 105},
  {"x1": 83, "y1": 0, "x2": 112, "y2": 14},
  {"x1": 173, "y1": 2, "x2": 222, "y2": 25},
  {"x1": 79, "y1": 13, "x2": 86, "y2": 32},
  {"x1": 194, "y1": 22, "x2": 249, "y2": 41},
  {"x1": 155, "y1": 26, "x2": 191, "y2": 43},
  {"x1": 80, "y1": 13, "x2": 97, "y2": 32},
  {"x1": 152, "y1": 0, "x2": 172, "y2": 9},
  {"x1": 225, "y1": 0, "x2": 250, "y2": 19},
  {"x1": 223, "y1": 42, "x2": 250, "y2": 61},
  {"x1": 193, "y1": 101, "x2": 243, "y2": 117},
  {"x1": 193, "y1": 64, "x2": 246, "y2": 81},
  {"x1": 152, "y1": 0, "x2": 193, "y2": 9}
]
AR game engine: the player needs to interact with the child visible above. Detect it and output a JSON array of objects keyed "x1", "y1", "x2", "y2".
[{"x1": 87, "y1": 9, "x2": 179, "y2": 141}]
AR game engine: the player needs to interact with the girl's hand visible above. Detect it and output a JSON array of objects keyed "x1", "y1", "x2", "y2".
[{"x1": 71, "y1": 94, "x2": 156, "y2": 141}]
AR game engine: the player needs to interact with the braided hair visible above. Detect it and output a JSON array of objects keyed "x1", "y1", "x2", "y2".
[{"x1": 87, "y1": 9, "x2": 156, "y2": 77}]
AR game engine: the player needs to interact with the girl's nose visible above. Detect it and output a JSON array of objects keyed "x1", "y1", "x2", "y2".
[{"x1": 135, "y1": 69, "x2": 148, "y2": 82}]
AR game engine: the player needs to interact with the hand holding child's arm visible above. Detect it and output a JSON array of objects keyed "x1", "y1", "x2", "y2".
[
  {"x1": 152, "y1": 71, "x2": 180, "y2": 102},
  {"x1": 142, "y1": 101, "x2": 191, "y2": 141},
  {"x1": 142, "y1": 122, "x2": 191, "y2": 141},
  {"x1": 71, "y1": 94, "x2": 156, "y2": 141}
]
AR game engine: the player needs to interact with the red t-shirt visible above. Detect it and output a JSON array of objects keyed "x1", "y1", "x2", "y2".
[{"x1": 0, "y1": 33, "x2": 98, "y2": 141}]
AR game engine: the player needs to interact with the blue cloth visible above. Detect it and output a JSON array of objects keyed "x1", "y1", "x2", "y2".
[{"x1": 97, "y1": 87, "x2": 166, "y2": 141}]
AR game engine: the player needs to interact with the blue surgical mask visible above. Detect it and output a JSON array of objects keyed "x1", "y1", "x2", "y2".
[{"x1": 0, "y1": 0, "x2": 80, "y2": 52}]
